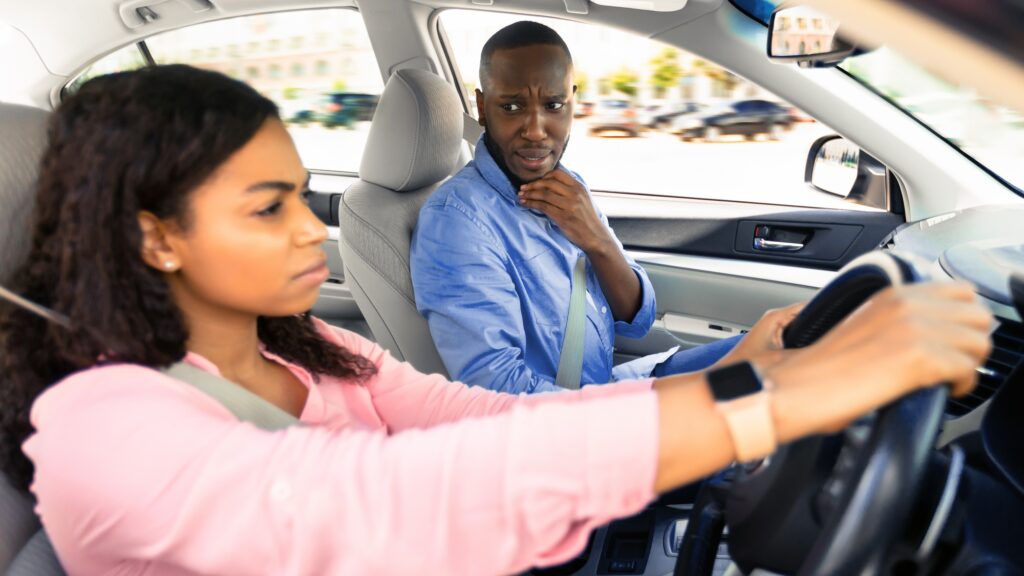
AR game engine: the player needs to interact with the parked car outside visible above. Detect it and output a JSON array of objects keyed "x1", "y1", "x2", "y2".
[
  {"x1": 786, "y1": 105, "x2": 816, "y2": 123},
  {"x1": 317, "y1": 92, "x2": 380, "y2": 128},
  {"x1": 278, "y1": 93, "x2": 321, "y2": 126},
  {"x1": 673, "y1": 98, "x2": 793, "y2": 141},
  {"x1": 638, "y1": 101, "x2": 703, "y2": 130},
  {"x1": 587, "y1": 98, "x2": 640, "y2": 137},
  {"x1": 573, "y1": 100, "x2": 595, "y2": 118}
]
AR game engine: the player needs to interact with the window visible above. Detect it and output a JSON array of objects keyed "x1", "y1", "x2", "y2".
[
  {"x1": 438, "y1": 10, "x2": 867, "y2": 211},
  {"x1": 67, "y1": 9, "x2": 384, "y2": 174},
  {"x1": 65, "y1": 44, "x2": 148, "y2": 93}
]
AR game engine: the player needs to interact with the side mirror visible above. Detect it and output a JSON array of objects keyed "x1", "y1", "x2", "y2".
[
  {"x1": 806, "y1": 135, "x2": 891, "y2": 212},
  {"x1": 768, "y1": 5, "x2": 857, "y2": 67}
]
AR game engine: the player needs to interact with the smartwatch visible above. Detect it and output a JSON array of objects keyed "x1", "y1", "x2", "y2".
[{"x1": 706, "y1": 361, "x2": 777, "y2": 462}]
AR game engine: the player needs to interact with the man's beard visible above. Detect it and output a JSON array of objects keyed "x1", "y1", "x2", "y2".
[{"x1": 482, "y1": 130, "x2": 570, "y2": 189}]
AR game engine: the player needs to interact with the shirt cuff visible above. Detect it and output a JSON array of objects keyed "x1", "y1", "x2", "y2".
[{"x1": 613, "y1": 266, "x2": 657, "y2": 338}]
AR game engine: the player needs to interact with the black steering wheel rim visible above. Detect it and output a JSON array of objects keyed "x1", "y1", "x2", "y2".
[{"x1": 675, "y1": 251, "x2": 949, "y2": 576}]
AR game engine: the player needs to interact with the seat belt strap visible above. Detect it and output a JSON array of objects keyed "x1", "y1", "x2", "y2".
[
  {"x1": 555, "y1": 255, "x2": 587, "y2": 390},
  {"x1": 0, "y1": 285, "x2": 303, "y2": 430},
  {"x1": 161, "y1": 362, "x2": 301, "y2": 431}
]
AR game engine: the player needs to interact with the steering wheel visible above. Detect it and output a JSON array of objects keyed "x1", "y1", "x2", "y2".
[{"x1": 674, "y1": 251, "x2": 949, "y2": 576}]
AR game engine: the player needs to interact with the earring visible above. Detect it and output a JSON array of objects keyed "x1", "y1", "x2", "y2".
[{"x1": 163, "y1": 261, "x2": 176, "y2": 270}]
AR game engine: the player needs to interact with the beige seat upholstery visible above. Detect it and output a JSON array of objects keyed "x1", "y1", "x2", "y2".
[
  {"x1": 339, "y1": 68, "x2": 463, "y2": 375},
  {"x1": 0, "y1": 102, "x2": 67, "y2": 574}
]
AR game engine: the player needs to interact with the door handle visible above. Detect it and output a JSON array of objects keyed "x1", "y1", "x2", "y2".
[{"x1": 753, "y1": 237, "x2": 805, "y2": 252}]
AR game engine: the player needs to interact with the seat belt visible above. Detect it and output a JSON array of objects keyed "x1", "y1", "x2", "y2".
[
  {"x1": 161, "y1": 362, "x2": 301, "y2": 430},
  {"x1": 3, "y1": 282, "x2": 300, "y2": 428},
  {"x1": 8, "y1": 364, "x2": 300, "y2": 576},
  {"x1": 0, "y1": 288, "x2": 302, "y2": 576},
  {"x1": 554, "y1": 255, "x2": 587, "y2": 390}
]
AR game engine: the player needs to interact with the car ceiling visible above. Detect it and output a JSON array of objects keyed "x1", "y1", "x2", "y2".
[{"x1": 2, "y1": 0, "x2": 714, "y2": 77}]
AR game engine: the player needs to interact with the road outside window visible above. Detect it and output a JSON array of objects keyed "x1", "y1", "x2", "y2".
[{"x1": 440, "y1": 10, "x2": 873, "y2": 211}]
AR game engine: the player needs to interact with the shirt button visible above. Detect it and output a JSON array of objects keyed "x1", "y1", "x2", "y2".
[{"x1": 601, "y1": 306, "x2": 607, "y2": 315}]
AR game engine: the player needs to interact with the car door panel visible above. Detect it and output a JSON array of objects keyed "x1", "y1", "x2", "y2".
[
  {"x1": 608, "y1": 209, "x2": 902, "y2": 270},
  {"x1": 600, "y1": 196, "x2": 902, "y2": 361},
  {"x1": 614, "y1": 256, "x2": 822, "y2": 362}
]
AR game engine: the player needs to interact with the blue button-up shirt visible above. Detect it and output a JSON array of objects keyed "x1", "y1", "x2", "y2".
[{"x1": 410, "y1": 135, "x2": 671, "y2": 394}]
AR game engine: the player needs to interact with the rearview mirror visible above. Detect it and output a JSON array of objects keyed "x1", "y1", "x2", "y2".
[{"x1": 768, "y1": 5, "x2": 857, "y2": 67}]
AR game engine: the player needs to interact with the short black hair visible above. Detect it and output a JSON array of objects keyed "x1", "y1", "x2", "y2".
[{"x1": 479, "y1": 21, "x2": 573, "y2": 90}]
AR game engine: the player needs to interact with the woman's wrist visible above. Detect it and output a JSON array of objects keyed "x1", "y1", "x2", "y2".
[
  {"x1": 761, "y1": 349, "x2": 839, "y2": 443},
  {"x1": 761, "y1": 347, "x2": 885, "y2": 443}
]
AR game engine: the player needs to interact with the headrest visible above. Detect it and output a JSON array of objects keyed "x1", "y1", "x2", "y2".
[
  {"x1": 359, "y1": 69, "x2": 463, "y2": 192},
  {"x1": 0, "y1": 104, "x2": 49, "y2": 285}
]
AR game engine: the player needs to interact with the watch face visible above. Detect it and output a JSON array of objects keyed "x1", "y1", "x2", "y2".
[{"x1": 709, "y1": 362, "x2": 763, "y2": 401}]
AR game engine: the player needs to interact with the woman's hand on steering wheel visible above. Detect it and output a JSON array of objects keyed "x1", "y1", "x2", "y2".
[{"x1": 763, "y1": 281, "x2": 993, "y2": 440}]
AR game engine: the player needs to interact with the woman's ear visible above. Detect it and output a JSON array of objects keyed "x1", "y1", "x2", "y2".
[{"x1": 138, "y1": 211, "x2": 182, "y2": 273}]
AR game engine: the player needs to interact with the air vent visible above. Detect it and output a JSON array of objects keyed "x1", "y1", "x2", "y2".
[{"x1": 947, "y1": 318, "x2": 1024, "y2": 417}]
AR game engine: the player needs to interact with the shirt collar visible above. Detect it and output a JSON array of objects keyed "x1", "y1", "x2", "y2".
[
  {"x1": 473, "y1": 133, "x2": 522, "y2": 207},
  {"x1": 183, "y1": 346, "x2": 311, "y2": 386}
]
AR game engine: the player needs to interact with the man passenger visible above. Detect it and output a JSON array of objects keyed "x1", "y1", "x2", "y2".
[{"x1": 411, "y1": 21, "x2": 780, "y2": 393}]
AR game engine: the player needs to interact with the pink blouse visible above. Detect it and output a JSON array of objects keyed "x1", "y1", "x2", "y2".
[{"x1": 24, "y1": 319, "x2": 658, "y2": 575}]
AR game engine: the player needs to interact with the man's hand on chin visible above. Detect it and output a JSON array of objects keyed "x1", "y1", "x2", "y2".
[{"x1": 517, "y1": 168, "x2": 613, "y2": 254}]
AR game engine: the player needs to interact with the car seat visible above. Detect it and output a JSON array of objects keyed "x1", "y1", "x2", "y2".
[
  {"x1": 338, "y1": 68, "x2": 463, "y2": 376},
  {"x1": 0, "y1": 102, "x2": 66, "y2": 574}
]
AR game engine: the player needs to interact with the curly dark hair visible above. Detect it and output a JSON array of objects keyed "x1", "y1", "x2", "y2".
[{"x1": 0, "y1": 65, "x2": 377, "y2": 492}]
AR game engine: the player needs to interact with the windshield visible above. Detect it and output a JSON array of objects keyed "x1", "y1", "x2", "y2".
[{"x1": 732, "y1": 0, "x2": 1024, "y2": 195}]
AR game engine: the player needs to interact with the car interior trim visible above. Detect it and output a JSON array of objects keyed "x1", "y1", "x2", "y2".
[{"x1": 629, "y1": 250, "x2": 836, "y2": 288}]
